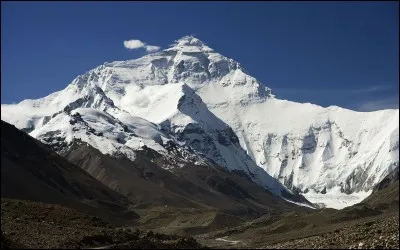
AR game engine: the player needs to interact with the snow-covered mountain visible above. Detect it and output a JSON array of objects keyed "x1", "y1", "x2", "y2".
[{"x1": 2, "y1": 36, "x2": 398, "y2": 209}]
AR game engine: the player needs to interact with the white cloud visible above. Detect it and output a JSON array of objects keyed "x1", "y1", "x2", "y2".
[
  {"x1": 123, "y1": 39, "x2": 161, "y2": 53},
  {"x1": 145, "y1": 45, "x2": 161, "y2": 52},
  {"x1": 124, "y1": 39, "x2": 145, "y2": 50},
  {"x1": 349, "y1": 84, "x2": 395, "y2": 94},
  {"x1": 272, "y1": 84, "x2": 399, "y2": 112},
  {"x1": 273, "y1": 84, "x2": 396, "y2": 95},
  {"x1": 356, "y1": 97, "x2": 399, "y2": 112}
]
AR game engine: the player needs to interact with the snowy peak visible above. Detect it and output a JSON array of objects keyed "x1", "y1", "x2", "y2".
[
  {"x1": 1, "y1": 35, "x2": 398, "y2": 209},
  {"x1": 166, "y1": 35, "x2": 213, "y2": 53}
]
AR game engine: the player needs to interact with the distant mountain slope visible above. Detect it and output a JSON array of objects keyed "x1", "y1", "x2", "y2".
[
  {"x1": 0, "y1": 120, "x2": 137, "y2": 225},
  {"x1": 62, "y1": 139, "x2": 312, "y2": 218},
  {"x1": 1, "y1": 118, "x2": 311, "y2": 229},
  {"x1": 361, "y1": 167, "x2": 398, "y2": 210}
]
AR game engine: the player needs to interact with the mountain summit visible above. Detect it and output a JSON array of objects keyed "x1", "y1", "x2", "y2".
[
  {"x1": 166, "y1": 35, "x2": 214, "y2": 52},
  {"x1": 2, "y1": 36, "x2": 398, "y2": 208}
]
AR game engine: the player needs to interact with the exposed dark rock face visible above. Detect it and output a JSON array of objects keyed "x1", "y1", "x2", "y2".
[{"x1": 373, "y1": 168, "x2": 399, "y2": 192}]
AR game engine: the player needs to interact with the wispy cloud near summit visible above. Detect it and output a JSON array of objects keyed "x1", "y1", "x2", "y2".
[
  {"x1": 356, "y1": 96, "x2": 399, "y2": 112},
  {"x1": 272, "y1": 84, "x2": 398, "y2": 112},
  {"x1": 273, "y1": 84, "x2": 396, "y2": 95}
]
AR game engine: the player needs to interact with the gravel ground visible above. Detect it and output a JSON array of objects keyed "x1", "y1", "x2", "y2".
[
  {"x1": 1, "y1": 198, "x2": 205, "y2": 249},
  {"x1": 264, "y1": 214, "x2": 399, "y2": 249}
]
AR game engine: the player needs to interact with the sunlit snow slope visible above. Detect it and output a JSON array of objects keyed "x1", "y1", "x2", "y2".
[{"x1": 2, "y1": 36, "x2": 398, "y2": 208}]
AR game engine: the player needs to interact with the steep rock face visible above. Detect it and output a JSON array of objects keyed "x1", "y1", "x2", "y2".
[{"x1": 1, "y1": 35, "x2": 398, "y2": 207}]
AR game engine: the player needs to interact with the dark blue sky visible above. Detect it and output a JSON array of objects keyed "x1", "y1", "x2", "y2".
[{"x1": 2, "y1": 2, "x2": 398, "y2": 111}]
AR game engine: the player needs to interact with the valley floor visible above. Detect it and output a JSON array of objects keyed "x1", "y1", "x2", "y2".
[
  {"x1": 195, "y1": 212, "x2": 399, "y2": 249},
  {"x1": 0, "y1": 198, "x2": 204, "y2": 249},
  {"x1": 1, "y1": 198, "x2": 399, "y2": 249},
  {"x1": 263, "y1": 214, "x2": 399, "y2": 249}
]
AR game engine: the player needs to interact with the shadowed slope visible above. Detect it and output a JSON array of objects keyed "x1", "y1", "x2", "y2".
[{"x1": 0, "y1": 120, "x2": 137, "y2": 226}]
